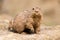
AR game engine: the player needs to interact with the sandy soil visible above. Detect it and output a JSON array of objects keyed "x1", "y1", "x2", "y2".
[
  {"x1": 0, "y1": 24, "x2": 60, "y2": 40},
  {"x1": 0, "y1": 15, "x2": 60, "y2": 40}
]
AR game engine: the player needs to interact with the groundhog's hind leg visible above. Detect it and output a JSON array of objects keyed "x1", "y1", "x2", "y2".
[
  {"x1": 25, "y1": 18, "x2": 34, "y2": 34},
  {"x1": 23, "y1": 27, "x2": 34, "y2": 34},
  {"x1": 25, "y1": 23, "x2": 34, "y2": 34}
]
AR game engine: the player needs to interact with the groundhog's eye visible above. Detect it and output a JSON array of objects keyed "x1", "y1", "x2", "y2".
[{"x1": 32, "y1": 8, "x2": 34, "y2": 10}]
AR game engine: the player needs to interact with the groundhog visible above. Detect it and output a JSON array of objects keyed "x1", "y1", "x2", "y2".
[{"x1": 8, "y1": 7, "x2": 43, "y2": 34}]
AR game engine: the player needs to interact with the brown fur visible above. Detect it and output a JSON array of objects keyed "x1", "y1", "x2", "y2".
[{"x1": 8, "y1": 7, "x2": 43, "y2": 34}]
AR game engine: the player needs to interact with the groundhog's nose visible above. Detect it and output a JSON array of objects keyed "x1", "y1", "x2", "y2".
[
  {"x1": 35, "y1": 11, "x2": 39, "y2": 13},
  {"x1": 35, "y1": 8, "x2": 39, "y2": 13}
]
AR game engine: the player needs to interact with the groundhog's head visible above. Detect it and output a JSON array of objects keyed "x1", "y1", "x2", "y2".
[{"x1": 31, "y1": 7, "x2": 42, "y2": 22}]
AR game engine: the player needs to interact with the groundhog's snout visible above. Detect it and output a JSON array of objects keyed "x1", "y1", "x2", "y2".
[{"x1": 35, "y1": 11, "x2": 39, "y2": 13}]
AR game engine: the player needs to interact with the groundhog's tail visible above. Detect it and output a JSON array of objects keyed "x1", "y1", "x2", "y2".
[{"x1": 8, "y1": 27, "x2": 18, "y2": 33}]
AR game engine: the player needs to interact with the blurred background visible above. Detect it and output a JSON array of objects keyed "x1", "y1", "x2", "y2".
[{"x1": 0, "y1": 0, "x2": 60, "y2": 26}]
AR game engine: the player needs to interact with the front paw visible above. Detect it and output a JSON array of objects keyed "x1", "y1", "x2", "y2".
[{"x1": 36, "y1": 29, "x2": 40, "y2": 34}]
